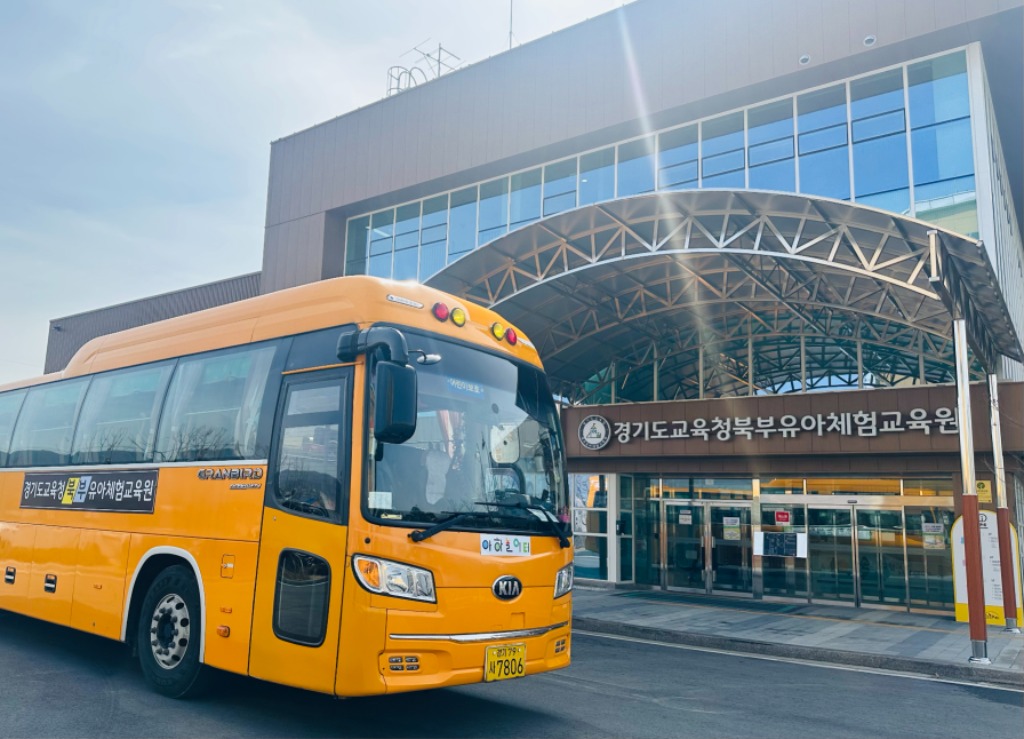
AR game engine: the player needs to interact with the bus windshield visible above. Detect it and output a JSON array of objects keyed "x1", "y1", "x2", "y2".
[{"x1": 366, "y1": 333, "x2": 569, "y2": 538}]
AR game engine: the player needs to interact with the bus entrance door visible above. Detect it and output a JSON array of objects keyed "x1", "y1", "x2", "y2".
[{"x1": 249, "y1": 369, "x2": 352, "y2": 694}]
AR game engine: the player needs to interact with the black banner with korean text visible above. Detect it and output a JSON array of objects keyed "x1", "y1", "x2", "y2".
[{"x1": 21, "y1": 469, "x2": 158, "y2": 513}]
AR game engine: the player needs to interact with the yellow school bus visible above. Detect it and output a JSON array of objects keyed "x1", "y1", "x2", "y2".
[{"x1": 0, "y1": 276, "x2": 572, "y2": 698}]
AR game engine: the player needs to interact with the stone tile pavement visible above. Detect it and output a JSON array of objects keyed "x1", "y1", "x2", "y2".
[{"x1": 571, "y1": 586, "x2": 1024, "y2": 687}]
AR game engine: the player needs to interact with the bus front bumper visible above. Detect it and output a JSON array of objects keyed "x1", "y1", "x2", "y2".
[{"x1": 378, "y1": 619, "x2": 572, "y2": 692}]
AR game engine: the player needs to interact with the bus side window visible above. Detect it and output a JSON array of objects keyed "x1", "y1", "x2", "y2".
[
  {"x1": 8, "y1": 378, "x2": 90, "y2": 468},
  {"x1": 71, "y1": 362, "x2": 174, "y2": 465},
  {"x1": 0, "y1": 390, "x2": 27, "y2": 468},
  {"x1": 154, "y1": 344, "x2": 277, "y2": 462},
  {"x1": 272, "y1": 373, "x2": 350, "y2": 521}
]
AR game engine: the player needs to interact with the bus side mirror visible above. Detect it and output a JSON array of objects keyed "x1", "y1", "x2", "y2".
[{"x1": 374, "y1": 361, "x2": 417, "y2": 444}]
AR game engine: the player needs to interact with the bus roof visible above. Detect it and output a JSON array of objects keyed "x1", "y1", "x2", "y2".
[{"x1": 0, "y1": 276, "x2": 542, "y2": 392}]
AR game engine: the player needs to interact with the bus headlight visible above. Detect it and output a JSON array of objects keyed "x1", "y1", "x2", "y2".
[
  {"x1": 554, "y1": 563, "x2": 573, "y2": 599},
  {"x1": 353, "y1": 555, "x2": 436, "y2": 603}
]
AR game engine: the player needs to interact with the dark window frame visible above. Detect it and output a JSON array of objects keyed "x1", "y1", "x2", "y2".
[{"x1": 267, "y1": 366, "x2": 353, "y2": 525}]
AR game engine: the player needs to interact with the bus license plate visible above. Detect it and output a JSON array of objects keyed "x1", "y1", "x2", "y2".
[{"x1": 484, "y1": 643, "x2": 526, "y2": 682}]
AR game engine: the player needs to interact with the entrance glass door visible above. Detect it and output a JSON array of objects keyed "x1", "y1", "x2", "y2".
[
  {"x1": 665, "y1": 503, "x2": 705, "y2": 589},
  {"x1": 708, "y1": 504, "x2": 752, "y2": 593},
  {"x1": 662, "y1": 501, "x2": 751, "y2": 594},
  {"x1": 856, "y1": 508, "x2": 907, "y2": 607},
  {"x1": 808, "y1": 508, "x2": 855, "y2": 602},
  {"x1": 808, "y1": 505, "x2": 908, "y2": 606}
]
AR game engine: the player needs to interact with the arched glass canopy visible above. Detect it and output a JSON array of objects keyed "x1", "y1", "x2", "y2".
[{"x1": 428, "y1": 191, "x2": 1021, "y2": 404}]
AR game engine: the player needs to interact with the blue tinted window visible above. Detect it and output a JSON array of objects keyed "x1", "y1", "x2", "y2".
[
  {"x1": 749, "y1": 158, "x2": 795, "y2": 191},
  {"x1": 419, "y1": 242, "x2": 445, "y2": 280},
  {"x1": 800, "y1": 148, "x2": 850, "y2": 200},
  {"x1": 368, "y1": 210, "x2": 394, "y2": 277},
  {"x1": 915, "y1": 175, "x2": 975, "y2": 203},
  {"x1": 852, "y1": 110, "x2": 905, "y2": 142},
  {"x1": 617, "y1": 138, "x2": 655, "y2": 196},
  {"x1": 854, "y1": 135, "x2": 909, "y2": 210},
  {"x1": 369, "y1": 210, "x2": 394, "y2": 256},
  {"x1": 579, "y1": 149, "x2": 615, "y2": 205},
  {"x1": 798, "y1": 86, "x2": 847, "y2": 131},
  {"x1": 850, "y1": 69, "x2": 904, "y2": 119},
  {"x1": 702, "y1": 113, "x2": 744, "y2": 186},
  {"x1": 908, "y1": 53, "x2": 969, "y2": 128},
  {"x1": 368, "y1": 253, "x2": 390, "y2": 277},
  {"x1": 702, "y1": 113, "x2": 744, "y2": 157},
  {"x1": 851, "y1": 70, "x2": 909, "y2": 211},
  {"x1": 660, "y1": 162, "x2": 698, "y2": 190},
  {"x1": 448, "y1": 187, "x2": 477, "y2": 261},
  {"x1": 798, "y1": 85, "x2": 850, "y2": 199},
  {"x1": 703, "y1": 150, "x2": 744, "y2": 178},
  {"x1": 510, "y1": 169, "x2": 541, "y2": 228},
  {"x1": 420, "y1": 195, "x2": 448, "y2": 245},
  {"x1": 799, "y1": 124, "x2": 847, "y2": 154},
  {"x1": 748, "y1": 99, "x2": 793, "y2": 145},
  {"x1": 908, "y1": 52, "x2": 976, "y2": 231},
  {"x1": 392, "y1": 249, "x2": 417, "y2": 281},
  {"x1": 703, "y1": 170, "x2": 745, "y2": 188},
  {"x1": 419, "y1": 195, "x2": 447, "y2": 280},
  {"x1": 749, "y1": 138, "x2": 794, "y2": 166},
  {"x1": 345, "y1": 215, "x2": 369, "y2": 276},
  {"x1": 543, "y1": 159, "x2": 577, "y2": 216},
  {"x1": 658, "y1": 125, "x2": 698, "y2": 190},
  {"x1": 857, "y1": 187, "x2": 910, "y2": 213},
  {"x1": 392, "y1": 203, "x2": 420, "y2": 281},
  {"x1": 478, "y1": 178, "x2": 509, "y2": 246},
  {"x1": 394, "y1": 203, "x2": 420, "y2": 249},
  {"x1": 911, "y1": 117, "x2": 973, "y2": 188}
]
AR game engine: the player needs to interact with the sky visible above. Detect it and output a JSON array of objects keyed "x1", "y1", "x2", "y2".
[{"x1": 0, "y1": 0, "x2": 628, "y2": 385}]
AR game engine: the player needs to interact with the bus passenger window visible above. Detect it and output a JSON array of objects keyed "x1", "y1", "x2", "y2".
[
  {"x1": 274, "y1": 377, "x2": 348, "y2": 520},
  {"x1": 8, "y1": 378, "x2": 90, "y2": 467},
  {"x1": 155, "y1": 345, "x2": 276, "y2": 462},
  {"x1": 72, "y1": 362, "x2": 173, "y2": 464},
  {"x1": 0, "y1": 390, "x2": 27, "y2": 468}
]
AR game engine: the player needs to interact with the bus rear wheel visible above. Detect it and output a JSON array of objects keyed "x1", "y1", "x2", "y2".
[{"x1": 137, "y1": 565, "x2": 210, "y2": 698}]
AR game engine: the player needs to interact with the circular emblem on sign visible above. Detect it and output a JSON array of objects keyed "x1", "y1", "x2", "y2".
[{"x1": 578, "y1": 415, "x2": 611, "y2": 451}]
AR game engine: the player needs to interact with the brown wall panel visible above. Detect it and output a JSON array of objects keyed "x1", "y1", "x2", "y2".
[{"x1": 563, "y1": 383, "x2": 1024, "y2": 471}]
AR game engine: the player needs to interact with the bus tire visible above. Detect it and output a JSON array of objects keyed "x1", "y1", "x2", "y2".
[{"x1": 136, "y1": 565, "x2": 210, "y2": 698}]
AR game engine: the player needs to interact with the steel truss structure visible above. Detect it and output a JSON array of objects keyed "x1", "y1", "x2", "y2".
[{"x1": 430, "y1": 191, "x2": 1021, "y2": 405}]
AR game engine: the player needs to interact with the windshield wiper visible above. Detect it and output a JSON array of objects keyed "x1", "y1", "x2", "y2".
[
  {"x1": 409, "y1": 510, "x2": 492, "y2": 543},
  {"x1": 475, "y1": 500, "x2": 571, "y2": 549}
]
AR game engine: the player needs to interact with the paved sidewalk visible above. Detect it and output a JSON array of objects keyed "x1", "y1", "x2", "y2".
[{"x1": 572, "y1": 586, "x2": 1024, "y2": 688}]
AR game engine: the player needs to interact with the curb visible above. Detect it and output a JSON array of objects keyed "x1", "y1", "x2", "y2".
[{"x1": 573, "y1": 617, "x2": 1024, "y2": 689}]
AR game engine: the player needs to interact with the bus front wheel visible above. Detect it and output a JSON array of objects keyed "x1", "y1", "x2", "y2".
[{"x1": 137, "y1": 565, "x2": 210, "y2": 698}]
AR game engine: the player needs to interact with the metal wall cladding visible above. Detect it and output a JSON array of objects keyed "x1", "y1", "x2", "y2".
[
  {"x1": 44, "y1": 273, "x2": 261, "y2": 374},
  {"x1": 263, "y1": 0, "x2": 1022, "y2": 233}
]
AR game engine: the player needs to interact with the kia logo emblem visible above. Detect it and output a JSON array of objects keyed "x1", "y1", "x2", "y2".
[{"x1": 492, "y1": 575, "x2": 522, "y2": 601}]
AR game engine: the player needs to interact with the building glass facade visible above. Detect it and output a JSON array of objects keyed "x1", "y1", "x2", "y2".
[
  {"x1": 345, "y1": 50, "x2": 980, "y2": 282},
  {"x1": 571, "y1": 473, "x2": 961, "y2": 612}
]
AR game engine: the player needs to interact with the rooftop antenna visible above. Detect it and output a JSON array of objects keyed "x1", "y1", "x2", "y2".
[{"x1": 386, "y1": 39, "x2": 462, "y2": 97}]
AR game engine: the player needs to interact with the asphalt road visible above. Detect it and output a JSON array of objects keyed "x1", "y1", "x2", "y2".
[{"x1": 0, "y1": 610, "x2": 1021, "y2": 739}]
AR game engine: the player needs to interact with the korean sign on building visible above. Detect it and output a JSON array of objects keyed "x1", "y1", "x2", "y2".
[{"x1": 603, "y1": 407, "x2": 958, "y2": 445}]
